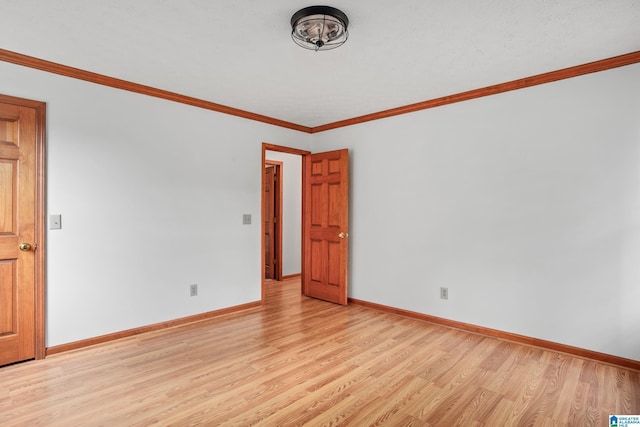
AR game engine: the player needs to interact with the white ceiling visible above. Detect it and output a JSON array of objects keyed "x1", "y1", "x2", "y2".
[{"x1": 1, "y1": 0, "x2": 639, "y2": 128}]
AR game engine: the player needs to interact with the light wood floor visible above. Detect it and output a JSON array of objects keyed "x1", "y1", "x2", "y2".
[{"x1": 1, "y1": 278, "x2": 638, "y2": 426}]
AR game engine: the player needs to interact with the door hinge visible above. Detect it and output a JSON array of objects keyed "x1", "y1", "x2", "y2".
[
  {"x1": 273, "y1": 217, "x2": 277, "y2": 223},
  {"x1": 273, "y1": 259, "x2": 277, "y2": 264}
]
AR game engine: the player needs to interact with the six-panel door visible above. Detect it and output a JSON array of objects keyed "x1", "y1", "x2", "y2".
[
  {"x1": 0, "y1": 101, "x2": 36, "y2": 366},
  {"x1": 304, "y1": 149, "x2": 349, "y2": 305}
]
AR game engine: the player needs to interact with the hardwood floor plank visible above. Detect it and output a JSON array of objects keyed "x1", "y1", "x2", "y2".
[{"x1": 0, "y1": 277, "x2": 638, "y2": 426}]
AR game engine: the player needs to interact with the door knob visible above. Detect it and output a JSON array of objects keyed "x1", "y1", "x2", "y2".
[
  {"x1": 338, "y1": 232, "x2": 349, "y2": 239},
  {"x1": 19, "y1": 242, "x2": 32, "y2": 251}
]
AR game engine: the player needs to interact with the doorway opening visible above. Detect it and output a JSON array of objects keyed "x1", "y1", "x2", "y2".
[
  {"x1": 261, "y1": 143, "x2": 308, "y2": 299},
  {"x1": 261, "y1": 143, "x2": 350, "y2": 305}
]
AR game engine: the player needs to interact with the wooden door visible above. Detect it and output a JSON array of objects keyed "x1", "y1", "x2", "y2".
[
  {"x1": 263, "y1": 161, "x2": 283, "y2": 281},
  {"x1": 264, "y1": 165, "x2": 276, "y2": 279},
  {"x1": 303, "y1": 149, "x2": 349, "y2": 305},
  {"x1": 0, "y1": 98, "x2": 39, "y2": 366}
]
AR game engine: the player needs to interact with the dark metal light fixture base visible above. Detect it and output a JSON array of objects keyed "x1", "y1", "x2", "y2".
[{"x1": 291, "y1": 6, "x2": 349, "y2": 51}]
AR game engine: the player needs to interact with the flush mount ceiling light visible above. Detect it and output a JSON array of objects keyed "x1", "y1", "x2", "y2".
[{"x1": 291, "y1": 6, "x2": 349, "y2": 51}]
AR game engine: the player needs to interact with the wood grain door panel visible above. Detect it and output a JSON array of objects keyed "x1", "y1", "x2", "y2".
[
  {"x1": 263, "y1": 161, "x2": 283, "y2": 281},
  {"x1": 304, "y1": 149, "x2": 349, "y2": 305},
  {"x1": 264, "y1": 165, "x2": 275, "y2": 279},
  {"x1": 0, "y1": 100, "x2": 37, "y2": 366}
]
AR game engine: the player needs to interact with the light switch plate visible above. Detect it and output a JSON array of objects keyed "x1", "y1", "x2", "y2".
[
  {"x1": 50, "y1": 214, "x2": 62, "y2": 230},
  {"x1": 243, "y1": 214, "x2": 251, "y2": 225}
]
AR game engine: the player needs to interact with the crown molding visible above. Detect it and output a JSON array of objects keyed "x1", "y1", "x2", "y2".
[
  {"x1": 310, "y1": 50, "x2": 640, "y2": 133},
  {"x1": 0, "y1": 48, "x2": 312, "y2": 133},
  {"x1": 2, "y1": 48, "x2": 639, "y2": 134}
]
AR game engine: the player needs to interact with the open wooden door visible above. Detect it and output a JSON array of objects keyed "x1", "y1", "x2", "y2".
[
  {"x1": 0, "y1": 96, "x2": 44, "y2": 365},
  {"x1": 303, "y1": 149, "x2": 349, "y2": 305},
  {"x1": 263, "y1": 162, "x2": 282, "y2": 281},
  {"x1": 264, "y1": 165, "x2": 276, "y2": 279}
]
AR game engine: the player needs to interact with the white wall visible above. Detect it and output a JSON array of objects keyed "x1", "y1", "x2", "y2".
[
  {"x1": 313, "y1": 63, "x2": 640, "y2": 361},
  {"x1": 265, "y1": 150, "x2": 302, "y2": 276},
  {"x1": 3, "y1": 58, "x2": 639, "y2": 361},
  {"x1": 0, "y1": 61, "x2": 311, "y2": 347}
]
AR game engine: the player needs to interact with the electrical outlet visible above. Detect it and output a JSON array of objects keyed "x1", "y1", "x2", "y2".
[
  {"x1": 190, "y1": 284, "x2": 198, "y2": 297},
  {"x1": 440, "y1": 287, "x2": 448, "y2": 300}
]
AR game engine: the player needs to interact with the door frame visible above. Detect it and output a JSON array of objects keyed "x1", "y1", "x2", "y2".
[
  {"x1": 261, "y1": 143, "x2": 310, "y2": 301},
  {"x1": 264, "y1": 160, "x2": 283, "y2": 281},
  {"x1": 0, "y1": 94, "x2": 46, "y2": 360}
]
